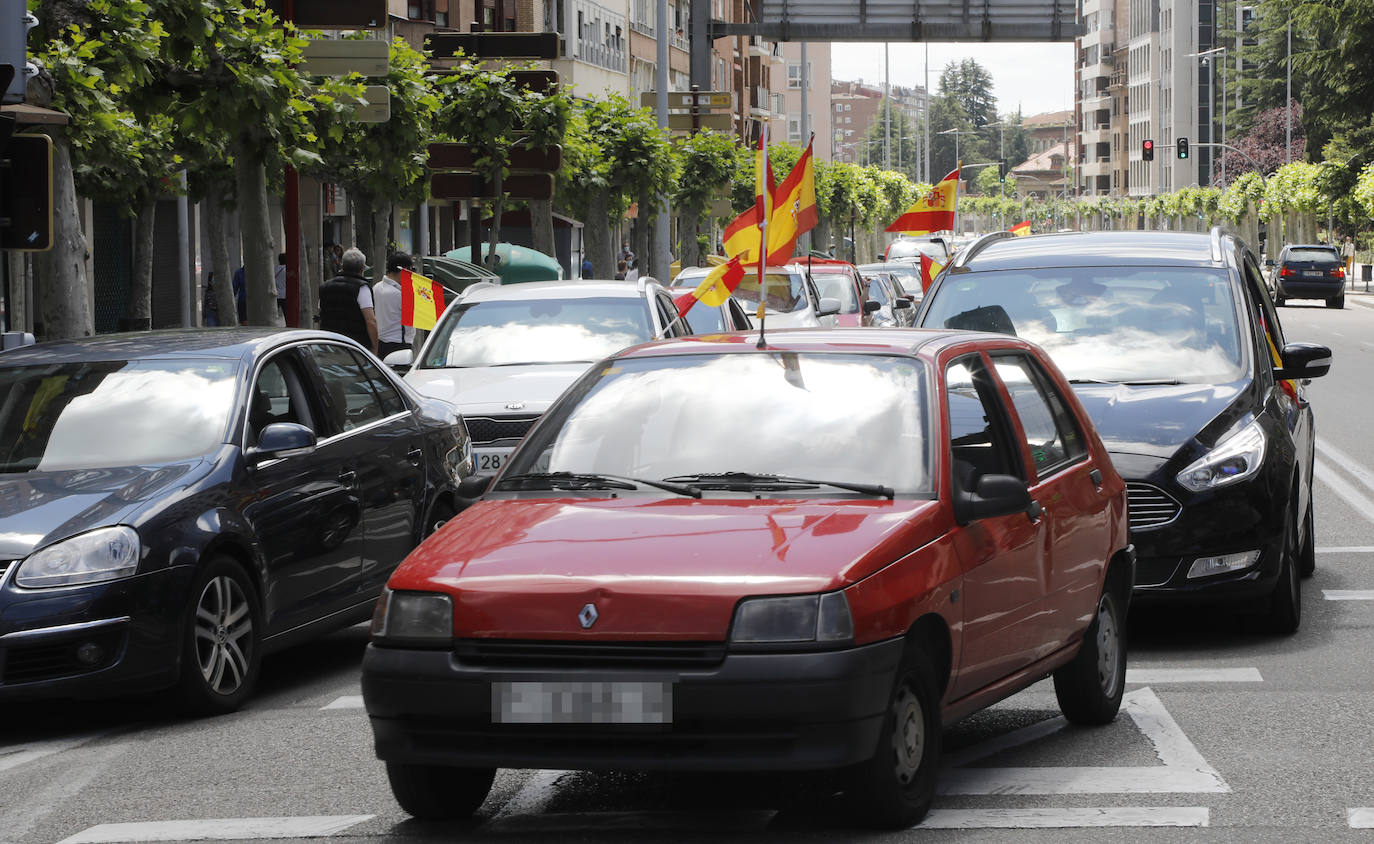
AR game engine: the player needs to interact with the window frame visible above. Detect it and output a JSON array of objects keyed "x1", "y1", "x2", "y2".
[
  {"x1": 988, "y1": 351, "x2": 1089, "y2": 482},
  {"x1": 943, "y1": 352, "x2": 1025, "y2": 491}
]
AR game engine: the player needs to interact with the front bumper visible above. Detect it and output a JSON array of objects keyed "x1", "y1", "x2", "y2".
[{"x1": 363, "y1": 636, "x2": 906, "y2": 772}]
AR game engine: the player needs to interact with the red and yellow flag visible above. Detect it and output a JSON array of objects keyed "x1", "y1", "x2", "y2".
[
  {"x1": 674, "y1": 255, "x2": 746, "y2": 319},
  {"x1": 919, "y1": 253, "x2": 945, "y2": 292},
  {"x1": 722, "y1": 136, "x2": 778, "y2": 263},
  {"x1": 886, "y1": 165, "x2": 961, "y2": 235},
  {"x1": 1010, "y1": 220, "x2": 1032, "y2": 237},
  {"x1": 766, "y1": 138, "x2": 818, "y2": 264},
  {"x1": 399, "y1": 269, "x2": 446, "y2": 331}
]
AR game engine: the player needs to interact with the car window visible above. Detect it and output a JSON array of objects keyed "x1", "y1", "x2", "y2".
[
  {"x1": 420, "y1": 297, "x2": 654, "y2": 368},
  {"x1": 945, "y1": 355, "x2": 1021, "y2": 485},
  {"x1": 349, "y1": 350, "x2": 406, "y2": 416},
  {"x1": 250, "y1": 354, "x2": 315, "y2": 445},
  {"x1": 813, "y1": 272, "x2": 860, "y2": 313},
  {"x1": 1285, "y1": 248, "x2": 1340, "y2": 263},
  {"x1": 867, "y1": 278, "x2": 892, "y2": 305},
  {"x1": 992, "y1": 355, "x2": 1086, "y2": 478},
  {"x1": 305, "y1": 343, "x2": 389, "y2": 434},
  {"x1": 1242, "y1": 254, "x2": 1285, "y2": 373},
  {"x1": 682, "y1": 301, "x2": 726, "y2": 333},
  {"x1": 655, "y1": 293, "x2": 688, "y2": 337},
  {"x1": 728, "y1": 298, "x2": 753, "y2": 329}
]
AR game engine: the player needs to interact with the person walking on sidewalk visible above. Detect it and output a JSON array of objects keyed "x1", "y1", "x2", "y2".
[
  {"x1": 1344, "y1": 236, "x2": 1356, "y2": 275},
  {"x1": 374, "y1": 252, "x2": 418, "y2": 359},
  {"x1": 319, "y1": 247, "x2": 379, "y2": 354}
]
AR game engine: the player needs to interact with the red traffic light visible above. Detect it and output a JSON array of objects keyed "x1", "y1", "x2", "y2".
[{"x1": 1142, "y1": 139, "x2": 1155, "y2": 161}]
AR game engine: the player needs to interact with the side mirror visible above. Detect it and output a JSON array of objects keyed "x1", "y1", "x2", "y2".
[
  {"x1": 1265, "y1": 259, "x2": 1276, "y2": 268},
  {"x1": 1276, "y1": 342, "x2": 1331, "y2": 380},
  {"x1": 457, "y1": 473, "x2": 494, "y2": 499},
  {"x1": 383, "y1": 348, "x2": 414, "y2": 373},
  {"x1": 893, "y1": 298, "x2": 913, "y2": 310},
  {"x1": 816, "y1": 297, "x2": 841, "y2": 317},
  {"x1": 863, "y1": 299, "x2": 882, "y2": 314},
  {"x1": 955, "y1": 473, "x2": 1034, "y2": 525},
  {"x1": 246, "y1": 422, "x2": 317, "y2": 465}
]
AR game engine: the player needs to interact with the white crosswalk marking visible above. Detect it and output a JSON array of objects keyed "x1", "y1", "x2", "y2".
[
  {"x1": 319, "y1": 695, "x2": 363, "y2": 710},
  {"x1": 1324, "y1": 590, "x2": 1374, "y2": 601},
  {"x1": 56, "y1": 816, "x2": 374, "y2": 843},
  {"x1": 1349, "y1": 808, "x2": 1374, "y2": 828},
  {"x1": 0, "y1": 732, "x2": 107, "y2": 775},
  {"x1": 1126, "y1": 668, "x2": 1262, "y2": 683},
  {"x1": 918, "y1": 807, "x2": 1210, "y2": 829}
]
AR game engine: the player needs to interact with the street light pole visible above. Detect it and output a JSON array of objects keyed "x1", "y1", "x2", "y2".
[{"x1": 1286, "y1": 19, "x2": 1292, "y2": 164}]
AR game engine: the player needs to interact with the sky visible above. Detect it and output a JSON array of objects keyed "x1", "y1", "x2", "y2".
[{"x1": 830, "y1": 42, "x2": 1076, "y2": 119}]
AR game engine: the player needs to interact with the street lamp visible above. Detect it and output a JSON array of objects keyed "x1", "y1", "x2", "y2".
[
  {"x1": 1188, "y1": 46, "x2": 1228, "y2": 186},
  {"x1": 937, "y1": 127, "x2": 967, "y2": 170}
]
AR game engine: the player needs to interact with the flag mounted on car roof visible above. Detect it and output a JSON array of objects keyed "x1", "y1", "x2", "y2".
[
  {"x1": 400, "y1": 269, "x2": 446, "y2": 331},
  {"x1": 1010, "y1": 220, "x2": 1032, "y2": 237}
]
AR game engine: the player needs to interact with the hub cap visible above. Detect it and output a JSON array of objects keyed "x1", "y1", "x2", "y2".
[
  {"x1": 891, "y1": 685, "x2": 925, "y2": 786},
  {"x1": 1096, "y1": 596, "x2": 1121, "y2": 699},
  {"x1": 194, "y1": 575, "x2": 253, "y2": 695}
]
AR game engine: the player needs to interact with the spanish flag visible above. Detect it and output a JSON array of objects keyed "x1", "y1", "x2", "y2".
[
  {"x1": 722, "y1": 139, "x2": 778, "y2": 263},
  {"x1": 919, "y1": 253, "x2": 944, "y2": 292},
  {"x1": 400, "y1": 269, "x2": 446, "y2": 331},
  {"x1": 1010, "y1": 220, "x2": 1032, "y2": 237},
  {"x1": 886, "y1": 165, "x2": 961, "y2": 235},
  {"x1": 766, "y1": 138, "x2": 818, "y2": 264},
  {"x1": 674, "y1": 255, "x2": 746, "y2": 319}
]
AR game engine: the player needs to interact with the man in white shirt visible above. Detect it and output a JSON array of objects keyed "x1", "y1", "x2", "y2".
[{"x1": 374, "y1": 252, "x2": 418, "y2": 358}]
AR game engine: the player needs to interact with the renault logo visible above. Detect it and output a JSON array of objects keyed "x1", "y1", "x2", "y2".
[
  {"x1": 578, "y1": 603, "x2": 598, "y2": 629},
  {"x1": 505, "y1": 401, "x2": 526, "y2": 410}
]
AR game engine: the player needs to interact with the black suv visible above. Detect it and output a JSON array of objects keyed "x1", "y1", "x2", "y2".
[
  {"x1": 916, "y1": 228, "x2": 1332, "y2": 632},
  {"x1": 1270, "y1": 244, "x2": 1346, "y2": 308}
]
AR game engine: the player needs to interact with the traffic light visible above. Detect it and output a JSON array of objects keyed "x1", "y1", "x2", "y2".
[
  {"x1": 0, "y1": 130, "x2": 54, "y2": 252},
  {"x1": 1142, "y1": 139, "x2": 1155, "y2": 161},
  {"x1": 1176, "y1": 137, "x2": 1189, "y2": 160},
  {"x1": 998, "y1": 158, "x2": 1008, "y2": 181}
]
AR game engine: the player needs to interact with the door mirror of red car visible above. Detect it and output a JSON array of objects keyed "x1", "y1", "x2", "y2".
[
  {"x1": 956, "y1": 474, "x2": 1034, "y2": 525},
  {"x1": 246, "y1": 422, "x2": 317, "y2": 466},
  {"x1": 863, "y1": 299, "x2": 882, "y2": 314},
  {"x1": 1275, "y1": 342, "x2": 1332, "y2": 380}
]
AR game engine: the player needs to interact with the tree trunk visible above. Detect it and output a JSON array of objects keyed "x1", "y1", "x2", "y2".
[
  {"x1": 487, "y1": 172, "x2": 504, "y2": 269},
  {"x1": 353, "y1": 193, "x2": 374, "y2": 261},
  {"x1": 372, "y1": 205, "x2": 389, "y2": 285},
  {"x1": 205, "y1": 197, "x2": 238, "y2": 327},
  {"x1": 300, "y1": 210, "x2": 318, "y2": 330},
  {"x1": 678, "y1": 203, "x2": 701, "y2": 269},
  {"x1": 127, "y1": 198, "x2": 157, "y2": 330},
  {"x1": 34, "y1": 129, "x2": 93, "y2": 340},
  {"x1": 634, "y1": 193, "x2": 651, "y2": 273},
  {"x1": 814, "y1": 217, "x2": 831, "y2": 255},
  {"x1": 585, "y1": 193, "x2": 614, "y2": 277},
  {"x1": 234, "y1": 153, "x2": 281, "y2": 326},
  {"x1": 529, "y1": 198, "x2": 556, "y2": 259}
]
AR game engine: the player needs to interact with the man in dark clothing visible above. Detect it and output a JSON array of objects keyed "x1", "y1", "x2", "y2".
[{"x1": 318, "y1": 247, "x2": 378, "y2": 354}]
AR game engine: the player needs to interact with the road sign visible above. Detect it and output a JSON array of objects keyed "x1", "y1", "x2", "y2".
[
  {"x1": 343, "y1": 84, "x2": 390, "y2": 122},
  {"x1": 431, "y1": 172, "x2": 555, "y2": 201},
  {"x1": 0, "y1": 132, "x2": 53, "y2": 251},
  {"x1": 427, "y1": 143, "x2": 562, "y2": 172},
  {"x1": 640, "y1": 90, "x2": 733, "y2": 110},
  {"x1": 300, "y1": 39, "x2": 389, "y2": 76},
  {"x1": 267, "y1": 0, "x2": 387, "y2": 28},
  {"x1": 425, "y1": 32, "x2": 560, "y2": 60},
  {"x1": 667, "y1": 113, "x2": 733, "y2": 132},
  {"x1": 431, "y1": 68, "x2": 560, "y2": 95}
]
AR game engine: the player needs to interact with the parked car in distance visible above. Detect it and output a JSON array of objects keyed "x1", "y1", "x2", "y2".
[
  {"x1": 917, "y1": 228, "x2": 1332, "y2": 633},
  {"x1": 362, "y1": 327, "x2": 1133, "y2": 829},
  {"x1": 0, "y1": 329, "x2": 471, "y2": 713},
  {"x1": 859, "y1": 261, "x2": 926, "y2": 304},
  {"x1": 885, "y1": 235, "x2": 951, "y2": 264},
  {"x1": 672, "y1": 265, "x2": 839, "y2": 328},
  {"x1": 803, "y1": 259, "x2": 881, "y2": 327},
  {"x1": 390, "y1": 279, "x2": 691, "y2": 475},
  {"x1": 1271, "y1": 244, "x2": 1346, "y2": 308},
  {"x1": 861, "y1": 271, "x2": 917, "y2": 327}
]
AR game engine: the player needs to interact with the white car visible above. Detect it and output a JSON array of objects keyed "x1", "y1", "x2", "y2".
[
  {"x1": 387, "y1": 279, "x2": 691, "y2": 474},
  {"x1": 670, "y1": 265, "x2": 840, "y2": 328}
]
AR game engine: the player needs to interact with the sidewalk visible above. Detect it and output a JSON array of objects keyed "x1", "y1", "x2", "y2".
[{"x1": 1344, "y1": 262, "x2": 1374, "y2": 306}]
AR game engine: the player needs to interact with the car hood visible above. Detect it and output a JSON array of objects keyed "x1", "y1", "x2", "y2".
[
  {"x1": 0, "y1": 461, "x2": 205, "y2": 559},
  {"x1": 405, "y1": 363, "x2": 593, "y2": 415},
  {"x1": 1070, "y1": 381, "x2": 1244, "y2": 459},
  {"x1": 393, "y1": 496, "x2": 942, "y2": 639}
]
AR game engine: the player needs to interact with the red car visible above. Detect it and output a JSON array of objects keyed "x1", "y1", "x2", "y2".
[
  {"x1": 797, "y1": 259, "x2": 880, "y2": 326},
  {"x1": 362, "y1": 328, "x2": 1133, "y2": 828}
]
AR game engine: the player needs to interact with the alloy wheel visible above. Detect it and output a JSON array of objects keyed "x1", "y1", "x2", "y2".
[{"x1": 193, "y1": 575, "x2": 254, "y2": 695}]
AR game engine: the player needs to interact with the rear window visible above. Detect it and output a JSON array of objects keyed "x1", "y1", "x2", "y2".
[{"x1": 1286, "y1": 248, "x2": 1340, "y2": 263}]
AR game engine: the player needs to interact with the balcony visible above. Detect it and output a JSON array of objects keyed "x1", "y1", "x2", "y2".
[
  {"x1": 569, "y1": 0, "x2": 628, "y2": 74},
  {"x1": 750, "y1": 85, "x2": 771, "y2": 117}
]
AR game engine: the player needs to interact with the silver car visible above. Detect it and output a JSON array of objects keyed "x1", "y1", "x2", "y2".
[{"x1": 671, "y1": 265, "x2": 840, "y2": 328}]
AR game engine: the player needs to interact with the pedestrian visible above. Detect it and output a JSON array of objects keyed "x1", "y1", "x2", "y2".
[
  {"x1": 1344, "y1": 235, "x2": 1356, "y2": 275},
  {"x1": 318, "y1": 247, "x2": 379, "y2": 354},
  {"x1": 373, "y1": 251, "x2": 417, "y2": 359},
  {"x1": 203, "y1": 272, "x2": 220, "y2": 327},
  {"x1": 615, "y1": 260, "x2": 627, "y2": 280},
  {"x1": 581, "y1": 257, "x2": 594, "y2": 279},
  {"x1": 231, "y1": 266, "x2": 248, "y2": 325},
  {"x1": 624, "y1": 258, "x2": 640, "y2": 283},
  {"x1": 274, "y1": 253, "x2": 287, "y2": 321}
]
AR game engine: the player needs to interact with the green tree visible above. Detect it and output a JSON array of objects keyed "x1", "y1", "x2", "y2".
[
  {"x1": 672, "y1": 130, "x2": 738, "y2": 268},
  {"x1": 938, "y1": 59, "x2": 998, "y2": 130},
  {"x1": 1289, "y1": 0, "x2": 1374, "y2": 154},
  {"x1": 861, "y1": 99, "x2": 922, "y2": 181},
  {"x1": 554, "y1": 107, "x2": 612, "y2": 271},
  {"x1": 928, "y1": 95, "x2": 975, "y2": 180}
]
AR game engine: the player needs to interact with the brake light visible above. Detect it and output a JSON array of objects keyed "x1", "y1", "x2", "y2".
[
  {"x1": 1279, "y1": 267, "x2": 1295, "y2": 277},
  {"x1": 1331, "y1": 267, "x2": 1346, "y2": 279}
]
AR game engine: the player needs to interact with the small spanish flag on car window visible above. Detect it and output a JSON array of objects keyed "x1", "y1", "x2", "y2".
[
  {"x1": 400, "y1": 269, "x2": 446, "y2": 331},
  {"x1": 1010, "y1": 220, "x2": 1032, "y2": 237},
  {"x1": 675, "y1": 255, "x2": 746, "y2": 319},
  {"x1": 919, "y1": 253, "x2": 945, "y2": 292}
]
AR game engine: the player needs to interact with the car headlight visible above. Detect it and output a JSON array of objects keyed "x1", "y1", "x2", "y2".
[
  {"x1": 15, "y1": 526, "x2": 141, "y2": 589},
  {"x1": 1176, "y1": 418, "x2": 1267, "y2": 492},
  {"x1": 371, "y1": 587, "x2": 453, "y2": 646},
  {"x1": 730, "y1": 591, "x2": 853, "y2": 645}
]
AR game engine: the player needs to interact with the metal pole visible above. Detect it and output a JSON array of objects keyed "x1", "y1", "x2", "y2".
[
  {"x1": 1207, "y1": 58, "x2": 1214, "y2": 186},
  {"x1": 884, "y1": 43, "x2": 891, "y2": 169},
  {"x1": 283, "y1": 0, "x2": 300, "y2": 327},
  {"x1": 177, "y1": 171, "x2": 192, "y2": 326},
  {"x1": 1286, "y1": 20, "x2": 1292, "y2": 164},
  {"x1": 800, "y1": 42, "x2": 810, "y2": 252},
  {"x1": 1221, "y1": 52, "x2": 1227, "y2": 186},
  {"x1": 654, "y1": 0, "x2": 670, "y2": 278},
  {"x1": 689, "y1": 0, "x2": 711, "y2": 90},
  {"x1": 923, "y1": 43, "x2": 930, "y2": 184}
]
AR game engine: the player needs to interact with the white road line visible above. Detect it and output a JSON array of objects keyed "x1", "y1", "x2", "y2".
[
  {"x1": 1314, "y1": 459, "x2": 1374, "y2": 526},
  {"x1": 1316, "y1": 437, "x2": 1374, "y2": 494},
  {"x1": 1324, "y1": 590, "x2": 1374, "y2": 601},
  {"x1": 1316, "y1": 546, "x2": 1374, "y2": 554},
  {"x1": 0, "y1": 744, "x2": 125, "y2": 842},
  {"x1": 56, "y1": 815, "x2": 375, "y2": 844},
  {"x1": 1126, "y1": 668, "x2": 1262, "y2": 684},
  {"x1": 1349, "y1": 808, "x2": 1374, "y2": 828},
  {"x1": 939, "y1": 687, "x2": 1229, "y2": 795},
  {"x1": 918, "y1": 807, "x2": 1210, "y2": 829},
  {"x1": 0, "y1": 732, "x2": 107, "y2": 775},
  {"x1": 320, "y1": 695, "x2": 363, "y2": 710},
  {"x1": 494, "y1": 770, "x2": 575, "y2": 818}
]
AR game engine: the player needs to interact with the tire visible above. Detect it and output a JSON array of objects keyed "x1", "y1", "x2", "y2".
[
  {"x1": 177, "y1": 556, "x2": 262, "y2": 715},
  {"x1": 1053, "y1": 585, "x2": 1126, "y2": 726},
  {"x1": 1274, "y1": 294, "x2": 1286, "y2": 307},
  {"x1": 1265, "y1": 508, "x2": 1302, "y2": 635},
  {"x1": 386, "y1": 762, "x2": 495, "y2": 819},
  {"x1": 843, "y1": 649, "x2": 942, "y2": 829},
  {"x1": 1298, "y1": 494, "x2": 1316, "y2": 579},
  {"x1": 1328, "y1": 294, "x2": 1345, "y2": 309}
]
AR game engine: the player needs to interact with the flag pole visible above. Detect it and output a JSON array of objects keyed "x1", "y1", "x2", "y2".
[{"x1": 756, "y1": 126, "x2": 770, "y2": 349}]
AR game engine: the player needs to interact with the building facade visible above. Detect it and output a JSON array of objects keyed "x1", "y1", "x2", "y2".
[
  {"x1": 772, "y1": 42, "x2": 832, "y2": 160},
  {"x1": 829, "y1": 79, "x2": 926, "y2": 169}
]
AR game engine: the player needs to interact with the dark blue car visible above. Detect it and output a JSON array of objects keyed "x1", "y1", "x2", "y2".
[{"x1": 0, "y1": 329, "x2": 471, "y2": 713}]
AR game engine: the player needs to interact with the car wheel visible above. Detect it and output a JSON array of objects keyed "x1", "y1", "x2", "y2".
[
  {"x1": 1298, "y1": 494, "x2": 1316, "y2": 579},
  {"x1": 1274, "y1": 294, "x2": 1286, "y2": 307},
  {"x1": 426, "y1": 499, "x2": 457, "y2": 538},
  {"x1": 843, "y1": 649, "x2": 942, "y2": 829},
  {"x1": 386, "y1": 762, "x2": 495, "y2": 819},
  {"x1": 1265, "y1": 509, "x2": 1302, "y2": 635},
  {"x1": 1053, "y1": 585, "x2": 1126, "y2": 726},
  {"x1": 1328, "y1": 294, "x2": 1345, "y2": 309},
  {"x1": 177, "y1": 556, "x2": 262, "y2": 715}
]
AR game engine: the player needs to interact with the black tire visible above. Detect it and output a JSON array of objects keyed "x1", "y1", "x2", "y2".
[
  {"x1": 1274, "y1": 293, "x2": 1286, "y2": 307},
  {"x1": 1328, "y1": 294, "x2": 1345, "y2": 309},
  {"x1": 1265, "y1": 508, "x2": 1302, "y2": 635},
  {"x1": 1298, "y1": 494, "x2": 1316, "y2": 579},
  {"x1": 386, "y1": 762, "x2": 495, "y2": 819},
  {"x1": 843, "y1": 649, "x2": 942, "y2": 829},
  {"x1": 177, "y1": 556, "x2": 263, "y2": 716},
  {"x1": 1053, "y1": 585, "x2": 1126, "y2": 726}
]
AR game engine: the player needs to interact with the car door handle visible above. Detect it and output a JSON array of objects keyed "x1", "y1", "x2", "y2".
[
  {"x1": 338, "y1": 469, "x2": 356, "y2": 486},
  {"x1": 1089, "y1": 468, "x2": 1103, "y2": 487},
  {"x1": 407, "y1": 448, "x2": 423, "y2": 466},
  {"x1": 1026, "y1": 500, "x2": 1044, "y2": 522}
]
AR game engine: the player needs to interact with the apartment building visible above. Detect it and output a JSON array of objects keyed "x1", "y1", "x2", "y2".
[
  {"x1": 1076, "y1": 0, "x2": 1130, "y2": 195},
  {"x1": 1126, "y1": 0, "x2": 1214, "y2": 196},
  {"x1": 829, "y1": 79, "x2": 927, "y2": 168},
  {"x1": 772, "y1": 42, "x2": 832, "y2": 159}
]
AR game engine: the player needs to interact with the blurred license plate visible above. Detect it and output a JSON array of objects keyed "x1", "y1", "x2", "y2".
[
  {"x1": 475, "y1": 448, "x2": 512, "y2": 472},
  {"x1": 1305, "y1": 270, "x2": 1323, "y2": 277},
  {"x1": 493, "y1": 681, "x2": 672, "y2": 724}
]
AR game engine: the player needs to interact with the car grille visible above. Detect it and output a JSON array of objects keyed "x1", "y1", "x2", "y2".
[
  {"x1": 455, "y1": 639, "x2": 727, "y2": 669},
  {"x1": 1, "y1": 630, "x2": 123, "y2": 686},
  {"x1": 1127, "y1": 482, "x2": 1182, "y2": 531},
  {"x1": 464, "y1": 414, "x2": 541, "y2": 446},
  {"x1": 0, "y1": 560, "x2": 11, "y2": 583}
]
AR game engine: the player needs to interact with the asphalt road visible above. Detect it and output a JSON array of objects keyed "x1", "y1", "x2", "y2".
[{"x1": 6, "y1": 299, "x2": 1374, "y2": 843}]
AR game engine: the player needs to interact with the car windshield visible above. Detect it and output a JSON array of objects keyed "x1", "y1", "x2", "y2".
[
  {"x1": 1286, "y1": 248, "x2": 1339, "y2": 263},
  {"x1": 812, "y1": 273, "x2": 860, "y2": 313},
  {"x1": 0, "y1": 358, "x2": 239, "y2": 472},
  {"x1": 505, "y1": 352, "x2": 933, "y2": 494},
  {"x1": 678, "y1": 269, "x2": 807, "y2": 313},
  {"x1": 421, "y1": 297, "x2": 654, "y2": 368},
  {"x1": 922, "y1": 266, "x2": 1246, "y2": 384}
]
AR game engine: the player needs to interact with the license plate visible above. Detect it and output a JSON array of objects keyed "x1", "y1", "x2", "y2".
[
  {"x1": 475, "y1": 448, "x2": 513, "y2": 473},
  {"x1": 1305, "y1": 270, "x2": 1323, "y2": 277},
  {"x1": 492, "y1": 681, "x2": 672, "y2": 724}
]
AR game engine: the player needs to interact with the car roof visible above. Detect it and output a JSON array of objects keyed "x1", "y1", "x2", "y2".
[
  {"x1": 612, "y1": 327, "x2": 1032, "y2": 360},
  {"x1": 1284, "y1": 244, "x2": 1338, "y2": 251},
  {"x1": 0, "y1": 328, "x2": 346, "y2": 365},
  {"x1": 958, "y1": 231, "x2": 1225, "y2": 271},
  {"x1": 459, "y1": 279, "x2": 653, "y2": 301}
]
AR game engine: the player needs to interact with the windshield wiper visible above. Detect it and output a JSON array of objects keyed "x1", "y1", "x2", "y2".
[
  {"x1": 499, "y1": 471, "x2": 701, "y2": 498},
  {"x1": 662, "y1": 472, "x2": 894, "y2": 499},
  {"x1": 1115, "y1": 378, "x2": 1182, "y2": 385}
]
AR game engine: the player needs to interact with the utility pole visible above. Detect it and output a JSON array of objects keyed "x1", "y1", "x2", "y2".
[
  {"x1": 923, "y1": 43, "x2": 930, "y2": 184},
  {"x1": 1286, "y1": 19, "x2": 1292, "y2": 164},
  {"x1": 884, "y1": 43, "x2": 891, "y2": 169},
  {"x1": 800, "y1": 41, "x2": 810, "y2": 251},
  {"x1": 654, "y1": 0, "x2": 670, "y2": 278}
]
